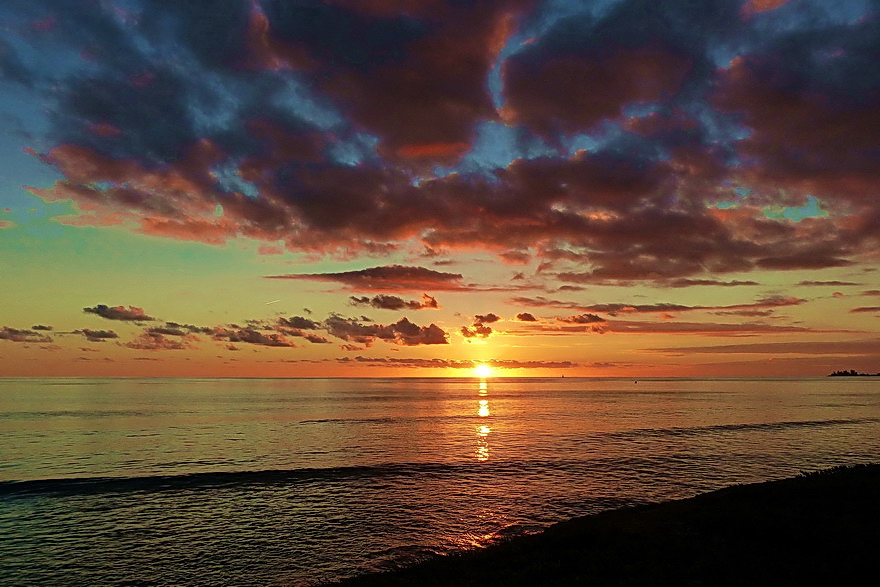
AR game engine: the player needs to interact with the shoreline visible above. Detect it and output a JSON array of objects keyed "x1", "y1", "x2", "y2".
[{"x1": 333, "y1": 464, "x2": 880, "y2": 586}]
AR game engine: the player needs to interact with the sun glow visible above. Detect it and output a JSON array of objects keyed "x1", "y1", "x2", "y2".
[{"x1": 474, "y1": 364, "x2": 493, "y2": 378}]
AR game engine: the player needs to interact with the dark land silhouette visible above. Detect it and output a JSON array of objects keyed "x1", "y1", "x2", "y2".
[
  {"x1": 829, "y1": 369, "x2": 880, "y2": 376},
  {"x1": 334, "y1": 464, "x2": 880, "y2": 586}
]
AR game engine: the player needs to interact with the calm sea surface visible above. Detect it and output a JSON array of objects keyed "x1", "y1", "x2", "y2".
[{"x1": 2, "y1": 377, "x2": 879, "y2": 585}]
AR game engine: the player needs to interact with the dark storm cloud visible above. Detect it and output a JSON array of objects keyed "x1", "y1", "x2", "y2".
[
  {"x1": 0, "y1": 37, "x2": 33, "y2": 87},
  {"x1": 83, "y1": 304, "x2": 156, "y2": 322},
  {"x1": 7, "y1": 0, "x2": 880, "y2": 283},
  {"x1": 714, "y1": 10, "x2": 880, "y2": 211},
  {"x1": 507, "y1": 0, "x2": 747, "y2": 121},
  {"x1": 255, "y1": 0, "x2": 531, "y2": 162}
]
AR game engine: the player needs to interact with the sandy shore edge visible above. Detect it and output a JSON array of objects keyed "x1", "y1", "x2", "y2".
[{"x1": 331, "y1": 464, "x2": 880, "y2": 586}]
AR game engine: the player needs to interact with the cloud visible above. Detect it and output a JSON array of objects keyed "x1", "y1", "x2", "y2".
[
  {"x1": 323, "y1": 315, "x2": 448, "y2": 346},
  {"x1": 849, "y1": 307, "x2": 880, "y2": 314},
  {"x1": 659, "y1": 279, "x2": 760, "y2": 288},
  {"x1": 510, "y1": 295, "x2": 805, "y2": 316},
  {"x1": 267, "y1": 265, "x2": 464, "y2": 291},
  {"x1": 509, "y1": 296, "x2": 591, "y2": 312},
  {"x1": 211, "y1": 326, "x2": 296, "y2": 348},
  {"x1": 272, "y1": 321, "x2": 332, "y2": 344},
  {"x1": 796, "y1": 281, "x2": 859, "y2": 287},
  {"x1": 349, "y1": 293, "x2": 439, "y2": 310},
  {"x1": 276, "y1": 316, "x2": 321, "y2": 330},
  {"x1": 0, "y1": 326, "x2": 52, "y2": 343},
  {"x1": 0, "y1": 37, "x2": 33, "y2": 88},
  {"x1": 84, "y1": 304, "x2": 155, "y2": 321},
  {"x1": 124, "y1": 331, "x2": 195, "y2": 351},
  {"x1": 460, "y1": 324, "x2": 494, "y2": 339},
  {"x1": 515, "y1": 312, "x2": 537, "y2": 322},
  {"x1": 651, "y1": 339, "x2": 880, "y2": 356},
  {"x1": 74, "y1": 328, "x2": 119, "y2": 342},
  {"x1": 709, "y1": 310, "x2": 775, "y2": 317},
  {"x1": 460, "y1": 312, "x2": 501, "y2": 338},
  {"x1": 557, "y1": 314, "x2": 606, "y2": 324},
  {"x1": 503, "y1": 45, "x2": 692, "y2": 138},
  {"x1": 11, "y1": 0, "x2": 880, "y2": 288},
  {"x1": 31, "y1": 325, "x2": 53, "y2": 331},
  {"x1": 336, "y1": 356, "x2": 576, "y2": 369},
  {"x1": 741, "y1": 0, "x2": 790, "y2": 17},
  {"x1": 474, "y1": 313, "x2": 500, "y2": 324},
  {"x1": 145, "y1": 326, "x2": 188, "y2": 336},
  {"x1": 601, "y1": 320, "x2": 833, "y2": 337},
  {"x1": 163, "y1": 322, "x2": 215, "y2": 335},
  {"x1": 513, "y1": 319, "x2": 842, "y2": 338}
]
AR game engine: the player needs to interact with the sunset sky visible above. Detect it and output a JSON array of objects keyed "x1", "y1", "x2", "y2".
[{"x1": 2, "y1": 0, "x2": 880, "y2": 377}]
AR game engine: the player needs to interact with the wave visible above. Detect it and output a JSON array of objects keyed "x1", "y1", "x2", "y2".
[
  {"x1": 3, "y1": 417, "x2": 876, "y2": 498},
  {"x1": 0, "y1": 457, "x2": 649, "y2": 498},
  {"x1": 611, "y1": 417, "x2": 880, "y2": 440}
]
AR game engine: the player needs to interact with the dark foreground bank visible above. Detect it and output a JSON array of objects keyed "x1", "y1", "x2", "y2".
[{"x1": 334, "y1": 464, "x2": 880, "y2": 586}]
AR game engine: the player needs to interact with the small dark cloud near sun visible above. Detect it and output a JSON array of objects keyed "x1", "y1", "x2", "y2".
[
  {"x1": 461, "y1": 313, "x2": 501, "y2": 339},
  {"x1": 557, "y1": 314, "x2": 606, "y2": 324}
]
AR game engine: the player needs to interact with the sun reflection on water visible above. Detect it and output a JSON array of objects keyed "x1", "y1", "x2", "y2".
[{"x1": 475, "y1": 379, "x2": 491, "y2": 461}]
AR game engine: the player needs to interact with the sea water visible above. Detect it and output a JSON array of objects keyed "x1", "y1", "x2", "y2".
[{"x1": 2, "y1": 377, "x2": 879, "y2": 585}]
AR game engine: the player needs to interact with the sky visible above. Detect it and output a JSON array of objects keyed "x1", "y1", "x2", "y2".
[{"x1": 1, "y1": 0, "x2": 880, "y2": 377}]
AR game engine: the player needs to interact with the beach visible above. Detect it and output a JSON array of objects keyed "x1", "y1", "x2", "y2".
[{"x1": 337, "y1": 464, "x2": 880, "y2": 586}]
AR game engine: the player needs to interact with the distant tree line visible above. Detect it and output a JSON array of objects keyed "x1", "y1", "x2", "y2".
[{"x1": 828, "y1": 369, "x2": 880, "y2": 376}]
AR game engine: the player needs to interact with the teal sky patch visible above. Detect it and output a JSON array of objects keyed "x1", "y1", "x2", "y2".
[{"x1": 764, "y1": 196, "x2": 827, "y2": 222}]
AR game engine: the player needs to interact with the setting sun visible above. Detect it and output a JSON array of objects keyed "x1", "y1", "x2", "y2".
[{"x1": 475, "y1": 364, "x2": 493, "y2": 378}]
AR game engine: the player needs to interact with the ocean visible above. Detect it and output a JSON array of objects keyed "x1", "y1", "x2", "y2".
[{"x1": 1, "y1": 377, "x2": 879, "y2": 585}]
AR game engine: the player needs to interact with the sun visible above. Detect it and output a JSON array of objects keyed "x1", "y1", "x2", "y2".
[{"x1": 475, "y1": 364, "x2": 493, "y2": 378}]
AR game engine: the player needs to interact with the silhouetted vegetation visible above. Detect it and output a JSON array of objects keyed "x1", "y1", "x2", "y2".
[
  {"x1": 333, "y1": 464, "x2": 880, "y2": 586},
  {"x1": 829, "y1": 369, "x2": 880, "y2": 376}
]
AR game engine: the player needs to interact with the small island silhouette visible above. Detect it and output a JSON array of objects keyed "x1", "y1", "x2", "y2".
[{"x1": 828, "y1": 369, "x2": 880, "y2": 376}]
